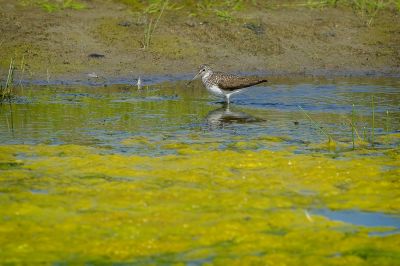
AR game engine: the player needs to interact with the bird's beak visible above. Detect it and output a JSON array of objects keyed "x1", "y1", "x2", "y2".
[{"x1": 186, "y1": 71, "x2": 201, "y2": 85}]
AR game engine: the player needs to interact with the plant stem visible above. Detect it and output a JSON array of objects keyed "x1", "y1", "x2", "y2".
[
  {"x1": 363, "y1": 126, "x2": 366, "y2": 141},
  {"x1": 143, "y1": 0, "x2": 168, "y2": 49},
  {"x1": 371, "y1": 95, "x2": 375, "y2": 146},
  {"x1": 351, "y1": 104, "x2": 355, "y2": 149},
  {"x1": 298, "y1": 105, "x2": 334, "y2": 143},
  {"x1": 385, "y1": 110, "x2": 390, "y2": 132},
  {"x1": 5, "y1": 58, "x2": 14, "y2": 89},
  {"x1": 2, "y1": 58, "x2": 15, "y2": 101},
  {"x1": 151, "y1": 0, "x2": 168, "y2": 38},
  {"x1": 18, "y1": 55, "x2": 25, "y2": 87},
  {"x1": 46, "y1": 68, "x2": 50, "y2": 84}
]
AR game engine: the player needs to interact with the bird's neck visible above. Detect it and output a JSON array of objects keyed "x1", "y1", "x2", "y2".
[{"x1": 202, "y1": 71, "x2": 213, "y2": 85}]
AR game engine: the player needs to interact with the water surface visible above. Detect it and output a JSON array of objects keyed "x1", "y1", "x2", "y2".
[{"x1": 1, "y1": 76, "x2": 399, "y2": 152}]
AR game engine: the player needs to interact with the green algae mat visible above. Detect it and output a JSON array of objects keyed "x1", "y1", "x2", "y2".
[{"x1": 0, "y1": 77, "x2": 399, "y2": 264}]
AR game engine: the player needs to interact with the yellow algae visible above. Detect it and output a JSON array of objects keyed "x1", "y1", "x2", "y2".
[{"x1": 0, "y1": 138, "x2": 399, "y2": 264}]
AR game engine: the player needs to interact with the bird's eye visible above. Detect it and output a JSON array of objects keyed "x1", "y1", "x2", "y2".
[{"x1": 202, "y1": 69, "x2": 205, "y2": 72}]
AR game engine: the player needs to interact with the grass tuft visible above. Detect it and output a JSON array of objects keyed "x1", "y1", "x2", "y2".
[
  {"x1": 116, "y1": 0, "x2": 399, "y2": 25},
  {"x1": 265, "y1": 0, "x2": 397, "y2": 25},
  {"x1": 141, "y1": 0, "x2": 168, "y2": 50},
  {"x1": 351, "y1": 0, "x2": 387, "y2": 26},
  {"x1": 20, "y1": 0, "x2": 86, "y2": 13},
  {"x1": 215, "y1": 10, "x2": 233, "y2": 21}
]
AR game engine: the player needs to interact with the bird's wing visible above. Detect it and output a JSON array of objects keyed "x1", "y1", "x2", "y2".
[{"x1": 216, "y1": 73, "x2": 268, "y2": 91}]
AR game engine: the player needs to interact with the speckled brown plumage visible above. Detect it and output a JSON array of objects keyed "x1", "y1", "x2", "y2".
[{"x1": 208, "y1": 72, "x2": 268, "y2": 92}]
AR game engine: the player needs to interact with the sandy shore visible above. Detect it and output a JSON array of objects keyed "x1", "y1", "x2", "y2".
[{"x1": 0, "y1": 0, "x2": 399, "y2": 80}]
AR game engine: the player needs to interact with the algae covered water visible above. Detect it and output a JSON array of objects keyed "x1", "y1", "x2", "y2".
[{"x1": 0, "y1": 76, "x2": 399, "y2": 264}]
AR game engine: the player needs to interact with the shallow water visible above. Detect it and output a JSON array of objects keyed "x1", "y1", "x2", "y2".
[
  {"x1": 0, "y1": 75, "x2": 399, "y2": 264},
  {"x1": 1, "y1": 76, "x2": 399, "y2": 151}
]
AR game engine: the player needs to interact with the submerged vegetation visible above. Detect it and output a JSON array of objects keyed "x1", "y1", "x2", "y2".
[
  {"x1": 0, "y1": 134, "x2": 399, "y2": 263},
  {"x1": 299, "y1": 95, "x2": 393, "y2": 150}
]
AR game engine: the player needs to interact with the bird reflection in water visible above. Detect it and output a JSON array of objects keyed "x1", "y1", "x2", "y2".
[{"x1": 205, "y1": 104, "x2": 265, "y2": 130}]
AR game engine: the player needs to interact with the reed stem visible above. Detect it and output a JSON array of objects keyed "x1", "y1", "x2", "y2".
[
  {"x1": 371, "y1": 96, "x2": 375, "y2": 146},
  {"x1": 363, "y1": 126, "x2": 367, "y2": 141},
  {"x1": 385, "y1": 110, "x2": 390, "y2": 132},
  {"x1": 351, "y1": 104, "x2": 355, "y2": 149},
  {"x1": 18, "y1": 55, "x2": 25, "y2": 87},
  {"x1": 2, "y1": 58, "x2": 15, "y2": 101},
  {"x1": 298, "y1": 105, "x2": 334, "y2": 144}
]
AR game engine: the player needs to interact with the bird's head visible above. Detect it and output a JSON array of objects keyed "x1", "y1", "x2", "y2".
[{"x1": 188, "y1": 65, "x2": 213, "y2": 85}]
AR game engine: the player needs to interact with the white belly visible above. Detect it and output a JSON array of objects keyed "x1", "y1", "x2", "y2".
[{"x1": 206, "y1": 85, "x2": 226, "y2": 98}]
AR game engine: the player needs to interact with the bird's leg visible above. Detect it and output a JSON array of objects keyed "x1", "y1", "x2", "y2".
[{"x1": 223, "y1": 102, "x2": 230, "y2": 112}]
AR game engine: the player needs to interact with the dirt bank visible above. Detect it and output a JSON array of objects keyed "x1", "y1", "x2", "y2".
[{"x1": 0, "y1": 0, "x2": 399, "y2": 80}]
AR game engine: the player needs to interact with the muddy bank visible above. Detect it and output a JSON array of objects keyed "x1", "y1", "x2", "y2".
[{"x1": 0, "y1": 0, "x2": 399, "y2": 80}]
